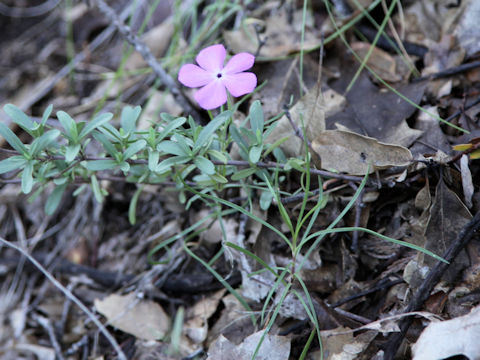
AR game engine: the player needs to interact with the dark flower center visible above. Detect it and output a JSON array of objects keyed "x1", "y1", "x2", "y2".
[{"x1": 216, "y1": 73, "x2": 222, "y2": 78}]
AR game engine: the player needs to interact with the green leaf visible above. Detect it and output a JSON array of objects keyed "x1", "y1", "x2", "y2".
[
  {"x1": 3, "y1": 104, "x2": 34, "y2": 134},
  {"x1": 57, "y1": 111, "x2": 78, "y2": 141},
  {"x1": 119, "y1": 161, "x2": 130, "y2": 172},
  {"x1": 207, "y1": 149, "x2": 228, "y2": 163},
  {"x1": 123, "y1": 139, "x2": 146, "y2": 160},
  {"x1": 260, "y1": 190, "x2": 274, "y2": 210},
  {"x1": 90, "y1": 175, "x2": 104, "y2": 202},
  {"x1": 79, "y1": 112, "x2": 113, "y2": 139},
  {"x1": 194, "y1": 156, "x2": 215, "y2": 175},
  {"x1": 155, "y1": 155, "x2": 190, "y2": 173},
  {"x1": 92, "y1": 131, "x2": 118, "y2": 157},
  {"x1": 45, "y1": 184, "x2": 67, "y2": 215},
  {"x1": 148, "y1": 150, "x2": 160, "y2": 171},
  {"x1": 157, "y1": 140, "x2": 188, "y2": 156},
  {"x1": 41, "y1": 104, "x2": 53, "y2": 127},
  {"x1": 128, "y1": 185, "x2": 143, "y2": 225},
  {"x1": 65, "y1": 144, "x2": 81, "y2": 162},
  {"x1": 193, "y1": 110, "x2": 231, "y2": 152},
  {"x1": 29, "y1": 129, "x2": 60, "y2": 157},
  {"x1": 0, "y1": 123, "x2": 28, "y2": 155},
  {"x1": 121, "y1": 106, "x2": 141, "y2": 134},
  {"x1": 209, "y1": 173, "x2": 228, "y2": 184},
  {"x1": 0, "y1": 155, "x2": 26, "y2": 174},
  {"x1": 21, "y1": 161, "x2": 34, "y2": 194},
  {"x1": 157, "y1": 117, "x2": 186, "y2": 142},
  {"x1": 85, "y1": 159, "x2": 118, "y2": 171},
  {"x1": 249, "y1": 145, "x2": 262, "y2": 163},
  {"x1": 249, "y1": 100, "x2": 264, "y2": 135},
  {"x1": 231, "y1": 167, "x2": 257, "y2": 180}
]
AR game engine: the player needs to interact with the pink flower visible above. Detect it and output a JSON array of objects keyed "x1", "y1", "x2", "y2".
[{"x1": 178, "y1": 44, "x2": 257, "y2": 110}]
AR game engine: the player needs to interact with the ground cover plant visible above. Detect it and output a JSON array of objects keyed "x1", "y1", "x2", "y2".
[{"x1": 1, "y1": 0, "x2": 480, "y2": 359}]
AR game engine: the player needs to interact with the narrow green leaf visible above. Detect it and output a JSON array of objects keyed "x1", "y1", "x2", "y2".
[
  {"x1": 231, "y1": 167, "x2": 257, "y2": 180},
  {"x1": 194, "y1": 156, "x2": 215, "y2": 175},
  {"x1": 155, "y1": 155, "x2": 190, "y2": 173},
  {"x1": 157, "y1": 140, "x2": 188, "y2": 156},
  {"x1": 41, "y1": 104, "x2": 53, "y2": 127},
  {"x1": 21, "y1": 161, "x2": 34, "y2": 194},
  {"x1": 260, "y1": 190, "x2": 274, "y2": 210},
  {"x1": 157, "y1": 116, "x2": 186, "y2": 142},
  {"x1": 57, "y1": 111, "x2": 78, "y2": 141},
  {"x1": 0, "y1": 123, "x2": 28, "y2": 155},
  {"x1": 128, "y1": 185, "x2": 143, "y2": 225},
  {"x1": 193, "y1": 110, "x2": 231, "y2": 152},
  {"x1": 92, "y1": 131, "x2": 118, "y2": 157},
  {"x1": 79, "y1": 112, "x2": 113, "y2": 139},
  {"x1": 45, "y1": 184, "x2": 67, "y2": 215},
  {"x1": 249, "y1": 100, "x2": 264, "y2": 134},
  {"x1": 85, "y1": 159, "x2": 118, "y2": 171},
  {"x1": 4, "y1": 104, "x2": 34, "y2": 133},
  {"x1": 148, "y1": 150, "x2": 160, "y2": 171},
  {"x1": 123, "y1": 139, "x2": 146, "y2": 160},
  {"x1": 29, "y1": 129, "x2": 60, "y2": 157},
  {"x1": 0, "y1": 156, "x2": 26, "y2": 174},
  {"x1": 90, "y1": 175, "x2": 104, "y2": 203},
  {"x1": 248, "y1": 145, "x2": 262, "y2": 163},
  {"x1": 207, "y1": 149, "x2": 228, "y2": 163},
  {"x1": 121, "y1": 106, "x2": 141, "y2": 134},
  {"x1": 65, "y1": 144, "x2": 81, "y2": 162}
]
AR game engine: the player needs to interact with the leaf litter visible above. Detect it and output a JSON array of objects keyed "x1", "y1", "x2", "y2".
[{"x1": 2, "y1": 0, "x2": 480, "y2": 359}]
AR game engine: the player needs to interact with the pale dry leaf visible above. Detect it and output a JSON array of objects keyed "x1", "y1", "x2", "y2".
[
  {"x1": 224, "y1": 11, "x2": 318, "y2": 58},
  {"x1": 460, "y1": 154, "x2": 474, "y2": 208},
  {"x1": 207, "y1": 330, "x2": 291, "y2": 360},
  {"x1": 413, "y1": 305, "x2": 480, "y2": 360},
  {"x1": 455, "y1": 0, "x2": 480, "y2": 57},
  {"x1": 351, "y1": 42, "x2": 401, "y2": 82},
  {"x1": 184, "y1": 289, "x2": 226, "y2": 344},
  {"x1": 191, "y1": 210, "x2": 238, "y2": 244},
  {"x1": 266, "y1": 82, "x2": 326, "y2": 157},
  {"x1": 311, "y1": 129, "x2": 412, "y2": 175},
  {"x1": 94, "y1": 292, "x2": 170, "y2": 341}
]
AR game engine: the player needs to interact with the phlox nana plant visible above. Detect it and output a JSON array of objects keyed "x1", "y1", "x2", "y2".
[{"x1": 0, "y1": 42, "x2": 447, "y2": 360}]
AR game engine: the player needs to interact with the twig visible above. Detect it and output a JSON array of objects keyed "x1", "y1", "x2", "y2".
[
  {"x1": 31, "y1": 313, "x2": 65, "y2": 360},
  {"x1": 1, "y1": 1, "x2": 139, "y2": 130},
  {"x1": 413, "y1": 60, "x2": 480, "y2": 83},
  {"x1": 0, "y1": 0, "x2": 61, "y2": 18},
  {"x1": 0, "y1": 237, "x2": 127, "y2": 360},
  {"x1": 383, "y1": 210, "x2": 480, "y2": 359},
  {"x1": 88, "y1": 0, "x2": 204, "y2": 121}
]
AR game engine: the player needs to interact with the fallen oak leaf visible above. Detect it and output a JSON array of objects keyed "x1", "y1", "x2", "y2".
[{"x1": 311, "y1": 129, "x2": 412, "y2": 175}]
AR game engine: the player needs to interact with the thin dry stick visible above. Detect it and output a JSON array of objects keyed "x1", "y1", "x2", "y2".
[
  {"x1": 0, "y1": 1, "x2": 141, "y2": 131},
  {"x1": 89, "y1": 0, "x2": 204, "y2": 121},
  {"x1": 383, "y1": 210, "x2": 480, "y2": 359},
  {"x1": 0, "y1": 236, "x2": 127, "y2": 360}
]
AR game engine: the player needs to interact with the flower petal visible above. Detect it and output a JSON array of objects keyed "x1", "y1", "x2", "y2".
[
  {"x1": 178, "y1": 64, "x2": 213, "y2": 88},
  {"x1": 223, "y1": 72, "x2": 257, "y2": 97},
  {"x1": 196, "y1": 44, "x2": 226, "y2": 72},
  {"x1": 194, "y1": 80, "x2": 227, "y2": 110},
  {"x1": 223, "y1": 53, "x2": 255, "y2": 74}
]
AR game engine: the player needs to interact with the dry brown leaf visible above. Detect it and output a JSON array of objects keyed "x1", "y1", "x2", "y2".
[
  {"x1": 311, "y1": 129, "x2": 412, "y2": 175},
  {"x1": 94, "y1": 292, "x2": 170, "y2": 341}
]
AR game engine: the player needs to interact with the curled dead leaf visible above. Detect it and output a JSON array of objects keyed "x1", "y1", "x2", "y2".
[{"x1": 311, "y1": 130, "x2": 413, "y2": 175}]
